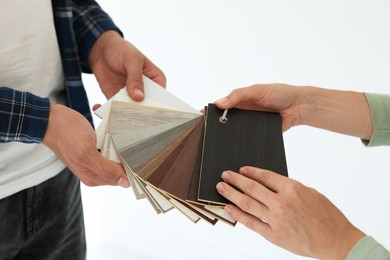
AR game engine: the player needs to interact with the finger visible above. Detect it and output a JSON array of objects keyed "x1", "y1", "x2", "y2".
[
  {"x1": 142, "y1": 57, "x2": 167, "y2": 88},
  {"x1": 67, "y1": 165, "x2": 108, "y2": 187},
  {"x1": 214, "y1": 86, "x2": 254, "y2": 109},
  {"x1": 87, "y1": 150, "x2": 130, "y2": 188},
  {"x1": 221, "y1": 170, "x2": 275, "y2": 205},
  {"x1": 124, "y1": 57, "x2": 144, "y2": 101},
  {"x1": 240, "y1": 166, "x2": 288, "y2": 192},
  {"x1": 92, "y1": 104, "x2": 101, "y2": 112},
  {"x1": 224, "y1": 204, "x2": 271, "y2": 236},
  {"x1": 216, "y1": 181, "x2": 269, "y2": 221},
  {"x1": 78, "y1": 171, "x2": 108, "y2": 187},
  {"x1": 100, "y1": 160, "x2": 130, "y2": 188}
]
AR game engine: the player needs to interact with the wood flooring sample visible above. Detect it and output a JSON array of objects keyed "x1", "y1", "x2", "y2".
[{"x1": 198, "y1": 104, "x2": 288, "y2": 205}]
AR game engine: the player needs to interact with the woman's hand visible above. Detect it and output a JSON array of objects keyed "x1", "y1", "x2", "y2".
[{"x1": 216, "y1": 166, "x2": 365, "y2": 260}]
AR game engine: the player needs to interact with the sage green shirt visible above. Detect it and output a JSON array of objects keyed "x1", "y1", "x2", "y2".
[
  {"x1": 363, "y1": 93, "x2": 390, "y2": 146},
  {"x1": 346, "y1": 93, "x2": 390, "y2": 259},
  {"x1": 347, "y1": 236, "x2": 390, "y2": 260}
]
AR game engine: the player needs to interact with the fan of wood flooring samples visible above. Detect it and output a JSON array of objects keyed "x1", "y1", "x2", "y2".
[{"x1": 95, "y1": 76, "x2": 288, "y2": 226}]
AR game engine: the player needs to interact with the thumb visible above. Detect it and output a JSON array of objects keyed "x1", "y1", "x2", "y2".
[
  {"x1": 90, "y1": 150, "x2": 130, "y2": 188},
  {"x1": 214, "y1": 90, "x2": 242, "y2": 109},
  {"x1": 125, "y1": 60, "x2": 144, "y2": 101},
  {"x1": 214, "y1": 86, "x2": 259, "y2": 110},
  {"x1": 103, "y1": 160, "x2": 130, "y2": 188}
]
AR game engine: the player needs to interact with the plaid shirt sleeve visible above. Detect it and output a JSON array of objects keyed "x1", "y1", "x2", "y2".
[
  {"x1": 1, "y1": 0, "x2": 123, "y2": 143},
  {"x1": 0, "y1": 87, "x2": 50, "y2": 143},
  {"x1": 52, "y1": 0, "x2": 123, "y2": 123},
  {"x1": 72, "y1": 0, "x2": 123, "y2": 73}
]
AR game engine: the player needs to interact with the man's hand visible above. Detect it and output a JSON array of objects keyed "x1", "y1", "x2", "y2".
[
  {"x1": 88, "y1": 30, "x2": 166, "y2": 100},
  {"x1": 43, "y1": 104, "x2": 130, "y2": 188},
  {"x1": 216, "y1": 166, "x2": 365, "y2": 260}
]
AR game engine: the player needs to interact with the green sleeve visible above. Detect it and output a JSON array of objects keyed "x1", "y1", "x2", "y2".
[
  {"x1": 362, "y1": 93, "x2": 390, "y2": 146},
  {"x1": 346, "y1": 236, "x2": 390, "y2": 260}
]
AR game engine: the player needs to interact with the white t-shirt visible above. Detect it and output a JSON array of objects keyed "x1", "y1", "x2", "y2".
[{"x1": 0, "y1": 0, "x2": 67, "y2": 199}]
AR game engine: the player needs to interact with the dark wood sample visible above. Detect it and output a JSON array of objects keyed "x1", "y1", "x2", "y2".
[{"x1": 198, "y1": 104, "x2": 288, "y2": 205}]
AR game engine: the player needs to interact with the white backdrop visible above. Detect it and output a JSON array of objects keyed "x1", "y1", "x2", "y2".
[{"x1": 81, "y1": 1, "x2": 390, "y2": 259}]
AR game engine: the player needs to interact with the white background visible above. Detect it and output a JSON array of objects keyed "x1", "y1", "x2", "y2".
[{"x1": 81, "y1": 1, "x2": 390, "y2": 259}]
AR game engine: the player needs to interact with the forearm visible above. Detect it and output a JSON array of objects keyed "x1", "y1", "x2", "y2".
[
  {"x1": 300, "y1": 87, "x2": 373, "y2": 140},
  {"x1": 0, "y1": 86, "x2": 50, "y2": 143}
]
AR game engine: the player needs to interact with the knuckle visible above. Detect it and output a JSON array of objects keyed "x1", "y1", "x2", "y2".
[
  {"x1": 242, "y1": 217, "x2": 256, "y2": 231},
  {"x1": 285, "y1": 180, "x2": 303, "y2": 196},
  {"x1": 239, "y1": 196, "x2": 254, "y2": 212},
  {"x1": 273, "y1": 199, "x2": 293, "y2": 216},
  {"x1": 228, "y1": 89, "x2": 241, "y2": 100},
  {"x1": 230, "y1": 88, "x2": 240, "y2": 96},
  {"x1": 257, "y1": 170, "x2": 272, "y2": 184},
  {"x1": 277, "y1": 200, "x2": 291, "y2": 213},
  {"x1": 243, "y1": 180, "x2": 257, "y2": 196},
  {"x1": 130, "y1": 76, "x2": 143, "y2": 84}
]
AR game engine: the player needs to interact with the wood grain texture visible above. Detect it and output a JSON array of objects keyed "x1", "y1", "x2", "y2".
[
  {"x1": 117, "y1": 118, "x2": 200, "y2": 175},
  {"x1": 119, "y1": 157, "x2": 146, "y2": 200},
  {"x1": 135, "y1": 118, "x2": 199, "y2": 181},
  {"x1": 109, "y1": 101, "x2": 199, "y2": 134},
  {"x1": 185, "y1": 121, "x2": 204, "y2": 204},
  {"x1": 139, "y1": 177, "x2": 174, "y2": 213},
  {"x1": 102, "y1": 101, "x2": 287, "y2": 225},
  {"x1": 147, "y1": 117, "x2": 204, "y2": 200},
  {"x1": 108, "y1": 101, "x2": 200, "y2": 161},
  {"x1": 198, "y1": 104, "x2": 288, "y2": 205}
]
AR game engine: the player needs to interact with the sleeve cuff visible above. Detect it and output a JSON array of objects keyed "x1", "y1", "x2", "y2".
[
  {"x1": 0, "y1": 87, "x2": 50, "y2": 143},
  {"x1": 346, "y1": 236, "x2": 390, "y2": 260},
  {"x1": 362, "y1": 93, "x2": 390, "y2": 147}
]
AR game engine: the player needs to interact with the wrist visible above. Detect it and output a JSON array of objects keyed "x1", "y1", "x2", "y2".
[
  {"x1": 43, "y1": 104, "x2": 67, "y2": 147},
  {"x1": 323, "y1": 227, "x2": 365, "y2": 260}
]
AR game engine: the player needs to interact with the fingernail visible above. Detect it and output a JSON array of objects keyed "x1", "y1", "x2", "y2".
[
  {"x1": 224, "y1": 205, "x2": 233, "y2": 214},
  {"x1": 117, "y1": 177, "x2": 130, "y2": 188},
  {"x1": 221, "y1": 171, "x2": 230, "y2": 180},
  {"x1": 215, "y1": 97, "x2": 228, "y2": 105},
  {"x1": 216, "y1": 182, "x2": 225, "y2": 193},
  {"x1": 134, "y1": 88, "x2": 144, "y2": 98},
  {"x1": 239, "y1": 167, "x2": 247, "y2": 175}
]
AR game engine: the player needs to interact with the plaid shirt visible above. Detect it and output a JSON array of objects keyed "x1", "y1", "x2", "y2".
[{"x1": 0, "y1": 0, "x2": 121, "y2": 143}]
